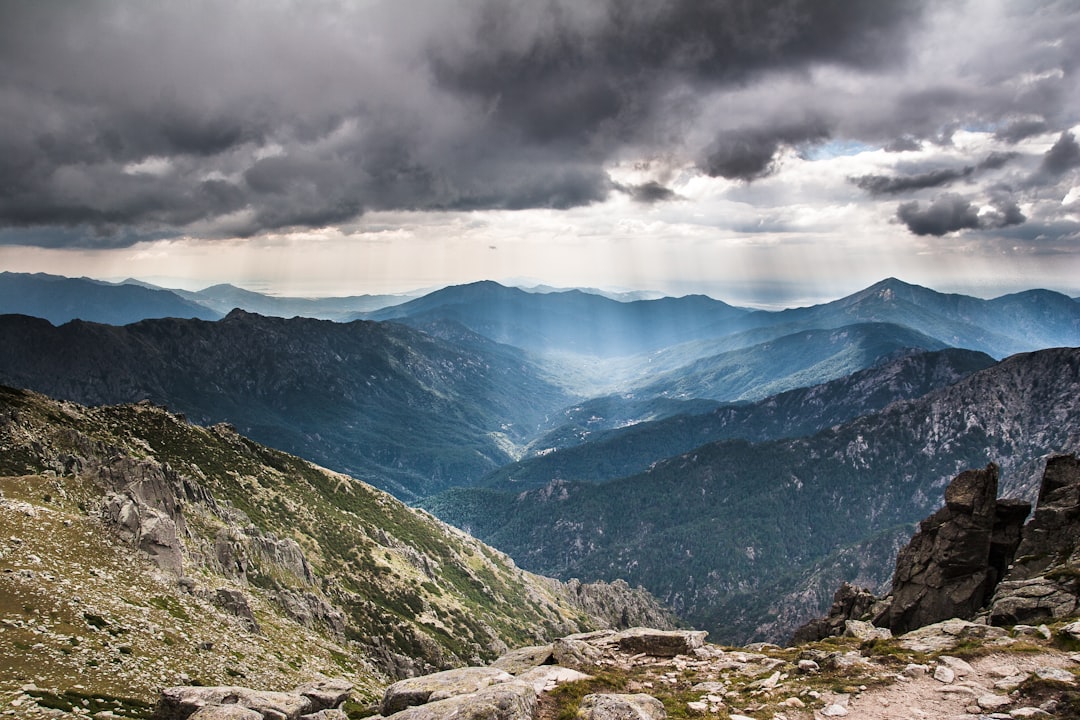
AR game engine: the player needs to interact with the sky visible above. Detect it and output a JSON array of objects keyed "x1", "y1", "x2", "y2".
[{"x1": 0, "y1": 0, "x2": 1078, "y2": 308}]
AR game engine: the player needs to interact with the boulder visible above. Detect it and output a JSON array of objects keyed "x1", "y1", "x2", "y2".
[
  {"x1": 295, "y1": 679, "x2": 353, "y2": 711},
  {"x1": 552, "y1": 637, "x2": 604, "y2": 670},
  {"x1": 578, "y1": 694, "x2": 666, "y2": 720},
  {"x1": 380, "y1": 667, "x2": 514, "y2": 716},
  {"x1": 154, "y1": 679, "x2": 351, "y2": 720},
  {"x1": 154, "y1": 686, "x2": 315, "y2": 720},
  {"x1": 103, "y1": 491, "x2": 184, "y2": 576},
  {"x1": 188, "y1": 707, "x2": 262, "y2": 720},
  {"x1": 895, "y1": 618, "x2": 1008, "y2": 653},
  {"x1": 491, "y1": 645, "x2": 554, "y2": 675},
  {"x1": 613, "y1": 628, "x2": 707, "y2": 657},
  {"x1": 382, "y1": 682, "x2": 536, "y2": 720},
  {"x1": 842, "y1": 620, "x2": 890, "y2": 642}
]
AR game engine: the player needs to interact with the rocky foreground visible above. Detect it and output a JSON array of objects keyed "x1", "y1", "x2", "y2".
[{"x1": 131, "y1": 622, "x2": 1080, "y2": 720}]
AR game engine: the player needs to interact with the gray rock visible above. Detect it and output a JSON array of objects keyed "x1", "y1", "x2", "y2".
[
  {"x1": 188, "y1": 707, "x2": 263, "y2": 720},
  {"x1": 295, "y1": 679, "x2": 353, "y2": 711},
  {"x1": 213, "y1": 588, "x2": 260, "y2": 633},
  {"x1": 791, "y1": 583, "x2": 881, "y2": 644},
  {"x1": 491, "y1": 645, "x2": 554, "y2": 675},
  {"x1": 155, "y1": 686, "x2": 315, "y2": 720},
  {"x1": 842, "y1": 620, "x2": 891, "y2": 642},
  {"x1": 103, "y1": 491, "x2": 184, "y2": 576},
  {"x1": 383, "y1": 682, "x2": 535, "y2": 720},
  {"x1": 380, "y1": 667, "x2": 514, "y2": 716},
  {"x1": 613, "y1": 628, "x2": 707, "y2": 657},
  {"x1": 578, "y1": 693, "x2": 666, "y2": 720},
  {"x1": 155, "y1": 679, "x2": 350, "y2": 720},
  {"x1": 515, "y1": 666, "x2": 592, "y2": 693},
  {"x1": 988, "y1": 455, "x2": 1080, "y2": 625},
  {"x1": 552, "y1": 637, "x2": 605, "y2": 670},
  {"x1": 896, "y1": 618, "x2": 1008, "y2": 653},
  {"x1": 300, "y1": 711, "x2": 349, "y2": 720}
]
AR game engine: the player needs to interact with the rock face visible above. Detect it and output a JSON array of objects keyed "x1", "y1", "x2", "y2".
[
  {"x1": 989, "y1": 454, "x2": 1080, "y2": 625},
  {"x1": 887, "y1": 464, "x2": 1025, "y2": 634}
]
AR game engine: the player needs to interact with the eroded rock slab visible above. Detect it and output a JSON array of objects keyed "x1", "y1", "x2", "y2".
[
  {"x1": 380, "y1": 667, "x2": 514, "y2": 716},
  {"x1": 382, "y1": 682, "x2": 536, "y2": 720},
  {"x1": 613, "y1": 628, "x2": 707, "y2": 657}
]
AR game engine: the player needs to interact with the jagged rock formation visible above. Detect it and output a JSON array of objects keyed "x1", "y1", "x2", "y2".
[
  {"x1": 789, "y1": 583, "x2": 885, "y2": 644},
  {"x1": 795, "y1": 455, "x2": 1080, "y2": 642},
  {"x1": 888, "y1": 464, "x2": 1030, "y2": 633}
]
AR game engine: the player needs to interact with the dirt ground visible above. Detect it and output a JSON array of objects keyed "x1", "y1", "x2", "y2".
[{"x1": 818, "y1": 651, "x2": 1079, "y2": 720}]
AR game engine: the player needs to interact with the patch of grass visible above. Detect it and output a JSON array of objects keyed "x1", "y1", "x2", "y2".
[
  {"x1": 27, "y1": 690, "x2": 153, "y2": 719},
  {"x1": 147, "y1": 595, "x2": 190, "y2": 622}
]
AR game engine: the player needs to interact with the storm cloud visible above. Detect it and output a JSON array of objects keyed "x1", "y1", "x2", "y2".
[
  {"x1": 0, "y1": 0, "x2": 1077, "y2": 252},
  {"x1": 897, "y1": 193, "x2": 1026, "y2": 236}
]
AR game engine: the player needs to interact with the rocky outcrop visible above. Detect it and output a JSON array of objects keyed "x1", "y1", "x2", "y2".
[
  {"x1": 153, "y1": 678, "x2": 352, "y2": 720},
  {"x1": 887, "y1": 464, "x2": 1025, "y2": 633},
  {"x1": 559, "y1": 579, "x2": 678, "y2": 631},
  {"x1": 103, "y1": 490, "x2": 185, "y2": 576},
  {"x1": 790, "y1": 583, "x2": 883, "y2": 644},
  {"x1": 795, "y1": 455, "x2": 1080, "y2": 641},
  {"x1": 989, "y1": 454, "x2": 1080, "y2": 625}
]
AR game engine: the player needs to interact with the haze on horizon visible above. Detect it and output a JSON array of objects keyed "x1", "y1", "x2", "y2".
[{"x1": 0, "y1": 0, "x2": 1078, "y2": 308}]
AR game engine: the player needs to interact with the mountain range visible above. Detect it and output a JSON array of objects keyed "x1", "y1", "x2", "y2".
[
  {"x1": 0, "y1": 311, "x2": 571, "y2": 499},
  {"x1": 1, "y1": 271, "x2": 1079, "y2": 647},
  {"x1": 425, "y1": 347, "x2": 1080, "y2": 644}
]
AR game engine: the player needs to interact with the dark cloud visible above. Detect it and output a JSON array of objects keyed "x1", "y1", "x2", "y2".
[
  {"x1": 995, "y1": 118, "x2": 1050, "y2": 144},
  {"x1": 703, "y1": 122, "x2": 831, "y2": 181},
  {"x1": 897, "y1": 193, "x2": 1025, "y2": 236},
  {"x1": 897, "y1": 194, "x2": 981, "y2": 236},
  {"x1": 616, "y1": 181, "x2": 679, "y2": 204},
  {"x1": 1041, "y1": 131, "x2": 1080, "y2": 175},
  {"x1": 977, "y1": 151, "x2": 1019, "y2": 171},
  {"x1": 852, "y1": 166, "x2": 974, "y2": 195},
  {"x1": 885, "y1": 136, "x2": 922, "y2": 153},
  {"x1": 851, "y1": 152, "x2": 1021, "y2": 196},
  {"x1": 0, "y1": 0, "x2": 1077, "y2": 249}
]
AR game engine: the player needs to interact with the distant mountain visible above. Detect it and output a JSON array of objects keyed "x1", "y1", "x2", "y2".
[
  {"x1": 741, "y1": 278, "x2": 1080, "y2": 359},
  {"x1": 0, "y1": 385, "x2": 670, "y2": 700},
  {"x1": 424, "y1": 347, "x2": 1080, "y2": 644},
  {"x1": 0, "y1": 311, "x2": 571, "y2": 500},
  {"x1": 636, "y1": 322, "x2": 950, "y2": 402},
  {"x1": 172, "y1": 283, "x2": 415, "y2": 320},
  {"x1": 484, "y1": 348, "x2": 997, "y2": 488},
  {"x1": 0, "y1": 271, "x2": 220, "y2": 324},
  {"x1": 359, "y1": 281, "x2": 751, "y2": 357}
]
